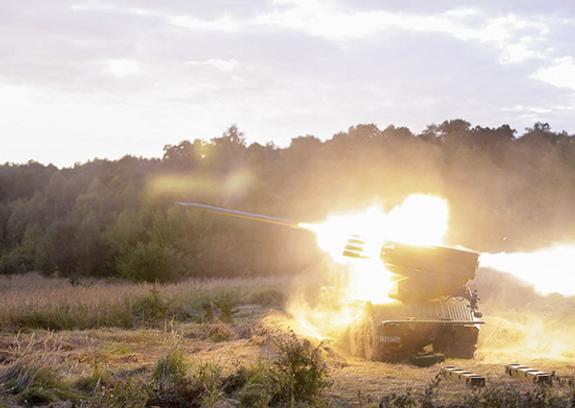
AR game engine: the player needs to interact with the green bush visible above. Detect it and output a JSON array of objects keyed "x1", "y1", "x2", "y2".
[
  {"x1": 235, "y1": 363, "x2": 276, "y2": 407},
  {"x1": 210, "y1": 291, "x2": 241, "y2": 323},
  {"x1": 131, "y1": 288, "x2": 172, "y2": 323},
  {"x1": 153, "y1": 348, "x2": 189, "y2": 391},
  {"x1": 119, "y1": 242, "x2": 182, "y2": 283},
  {"x1": 271, "y1": 332, "x2": 331, "y2": 406},
  {"x1": 90, "y1": 378, "x2": 148, "y2": 408},
  {"x1": 194, "y1": 363, "x2": 224, "y2": 407},
  {"x1": 148, "y1": 359, "x2": 221, "y2": 407}
]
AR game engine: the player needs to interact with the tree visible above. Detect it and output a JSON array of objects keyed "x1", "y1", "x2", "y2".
[
  {"x1": 119, "y1": 242, "x2": 182, "y2": 283},
  {"x1": 1, "y1": 120, "x2": 575, "y2": 280}
]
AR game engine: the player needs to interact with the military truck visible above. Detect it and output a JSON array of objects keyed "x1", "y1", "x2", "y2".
[
  {"x1": 177, "y1": 202, "x2": 483, "y2": 362},
  {"x1": 345, "y1": 240, "x2": 482, "y2": 361}
]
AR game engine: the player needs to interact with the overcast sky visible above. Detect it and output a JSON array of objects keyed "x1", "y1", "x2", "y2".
[{"x1": 2, "y1": 0, "x2": 575, "y2": 166}]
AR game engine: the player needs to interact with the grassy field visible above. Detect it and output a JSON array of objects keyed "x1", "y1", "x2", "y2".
[
  {"x1": 0, "y1": 273, "x2": 287, "y2": 331},
  {"x1": 0, "y1": 274, "x2": 574, "y2": 407}
]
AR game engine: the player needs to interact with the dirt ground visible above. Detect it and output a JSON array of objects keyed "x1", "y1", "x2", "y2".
[{"x1": 1, "y1": 304, "x2": 573, "y2": 407}]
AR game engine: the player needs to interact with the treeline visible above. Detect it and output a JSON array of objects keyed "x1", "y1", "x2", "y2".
[{"x1": 1, "y1": 120, "x2": 575, "y2": 282}]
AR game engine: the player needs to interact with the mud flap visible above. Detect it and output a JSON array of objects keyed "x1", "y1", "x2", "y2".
[{"x1": 434, "y1": 325, "x2": 479, "y2": 359}]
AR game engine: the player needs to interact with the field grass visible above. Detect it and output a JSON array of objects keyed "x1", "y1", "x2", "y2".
[
  {"x1": 1, "y1": 273, "x2": 575, "y2": 407},
  {"x1": 0, "y1": 271, "x2": 330, "y2": 407},
  {"x1": 0, "y1": 273, "x2": 288, "y2": 331}
]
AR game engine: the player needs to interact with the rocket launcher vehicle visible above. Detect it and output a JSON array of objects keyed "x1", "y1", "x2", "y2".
[{"x1": 177, "y1": 201, "x2": 483, "y2": 362}]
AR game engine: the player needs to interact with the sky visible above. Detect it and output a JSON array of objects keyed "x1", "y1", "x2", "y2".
[{"x1": 1, "y1": 0, "x2": 575, "y2": 167}]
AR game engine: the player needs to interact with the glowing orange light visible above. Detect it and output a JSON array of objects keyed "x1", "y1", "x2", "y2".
[
  {"x1": 288, "y1": 194, "x2": 450, "y2": 339},
  {"x1": 481, "y1": 245, "x2": 575, "y2": 296}
]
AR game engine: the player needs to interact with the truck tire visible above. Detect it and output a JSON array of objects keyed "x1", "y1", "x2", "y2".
[
  {"x1": 348, "y1": 323, "x2": 364, "y2": 358},
  {"x1": 363, "y1": 314, "x2": 385, "y2": 361},
  {"x1": 449, "y1": 342, "x2": 476, "y2": 359},
  {"x1": 433, "y1": 326, "x2": 478, "y2": 359}
]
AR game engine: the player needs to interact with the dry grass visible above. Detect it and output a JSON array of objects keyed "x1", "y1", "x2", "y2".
[
  {"x1": 2, "y1": 273, "x2": 575, "y2": 407},
  {"x1": 0, "y1": 273, "x2": 288, "y2": 331}
]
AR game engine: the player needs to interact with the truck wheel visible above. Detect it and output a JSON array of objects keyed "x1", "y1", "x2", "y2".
[
  {"x1": 349, "y1": 323, "x2": 364, "y2": 358},
  {"x1": 434, "y1": 326, "x2": 478, "y2": 359},
  {"x1": 449, "y1": 342, "x2": 476, "y2": 359},
  {"x1": 363, "y1": 315, "x2": 383, "y2": 361}
]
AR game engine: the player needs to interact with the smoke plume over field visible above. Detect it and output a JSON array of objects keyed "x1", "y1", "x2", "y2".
[
  {"x1": 473, "y1": 267, "x2": 575, "y2": 362},
  {"x1": 476, "y1": 246, "x2": 575, "y2": 361}
]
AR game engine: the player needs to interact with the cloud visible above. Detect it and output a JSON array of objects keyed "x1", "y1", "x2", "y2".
[
  {"x1": 532, "y1": 57, "x2": 575, "y2": 91},
  {"x1": 166, "y1": 1, "x2": 550, "y2": 65},
  {"x1": 103, "y1": 59, "x2": 143, "y2": 77},
  {"x1": 1, "y1": 0, "x2": 575, "y2": 166},
  {"x1": 169, "y1": 14, "x2": 241, "y2": 31},
  {"x1": 186, "y1": 58, "x2": 239, "y2": 72},
  {"x1": 502, "y1": 105, "x2": 552, "y2": 114}
]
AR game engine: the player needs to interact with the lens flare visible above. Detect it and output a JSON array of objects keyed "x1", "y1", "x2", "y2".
[{"x1": 481, "y1": 245, "x2": 575, "y2": 296}]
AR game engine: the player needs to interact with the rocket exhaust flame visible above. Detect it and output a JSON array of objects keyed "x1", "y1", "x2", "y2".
[
  {"x1": 473, "y1": 247, "x2": 575, "y2": 361},
  {"x1": 480, "y1": 245, "x2": 575, "y2": 296},
  {"x1": 287, "y1": 194, "x2": 451, "y2": 339}
]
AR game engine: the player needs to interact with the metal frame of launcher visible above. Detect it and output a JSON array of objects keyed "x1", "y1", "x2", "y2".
[{"x1": 176, "y1": 201, "x2": 484, "y2": 363}]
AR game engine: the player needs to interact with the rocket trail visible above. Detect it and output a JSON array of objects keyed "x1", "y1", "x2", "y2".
[{"x1": 176, "y1": 201, "x2": 313, "y2": 231}]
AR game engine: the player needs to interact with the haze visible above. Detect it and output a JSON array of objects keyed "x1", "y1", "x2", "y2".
[{"x1": 2, "y1": 0, "x2": 575, "y2": 167}]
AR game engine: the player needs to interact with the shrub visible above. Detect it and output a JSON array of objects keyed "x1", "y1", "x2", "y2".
[
  {"x1": 90, "y1": 378, "x2": 148, "y2": 408},
  {"x1": 205, "y1": 291, "x2": 240, "y2": 323},
  {"x1": 212, "y1": 291, "x2": 240, "y2": 323},
  {"x1": 131, "y1": 288, "x2": 172, "y2": 323},
  {"x1": 194, "y1": 363, "x2": 223, "y2": 408},
  {"x1": 189, "y1": 290, "x2": 241, "y2": 323},
  {"x1": 148, "y1": 360, "x2": 222, "y2": 408},
  {"x1": 172, "y1": 334, "x2": 331, "y2": 406},
  {"x1": 153, "y1": 348, "x2": 189, "y2": 391},
  {"x1": 462, "y1": 382, "x2": 575, "y2": 408},
  {"x1": 74, "y1": 359, "x2": 113, "y2": 394},
  {"x1": 248, "y1": 288, "x2": 286, "y2": 307},
  {"x1": 119, "y1": 242, "x2": 181, "y2": 283},
  {"x1": 235, "y1": 363, "x2": 276, "y2": 408},
  {"x1": 271, "y1": 332, "x2": 330, "y2": 406},
  {"x1": 378, "y1": 378, "x2": 575, "y2": 408},
  {"x1": 0, "y1": 349, "x2": 81, "y2": 405},
  {"x1": 379, "y1": 390, "x2": 418, "y2": 408}
]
